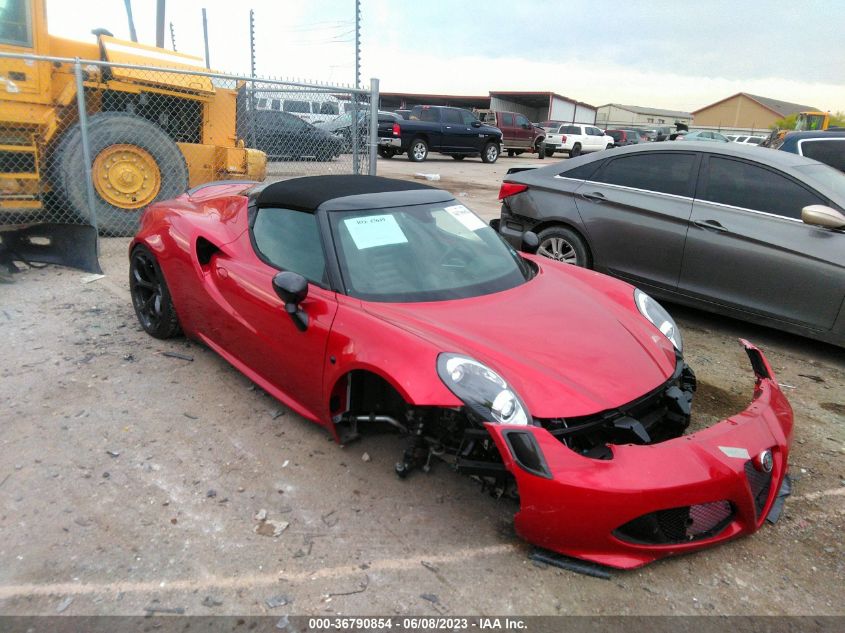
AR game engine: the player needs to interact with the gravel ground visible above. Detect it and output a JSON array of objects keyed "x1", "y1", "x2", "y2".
[{"x1": 0, "y1": 153, "x2": 843, "y2": 616}]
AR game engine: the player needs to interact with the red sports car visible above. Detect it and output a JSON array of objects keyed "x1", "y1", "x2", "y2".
[{"x1": 129, "y1": 175, "x2": 793, "y2": 569}]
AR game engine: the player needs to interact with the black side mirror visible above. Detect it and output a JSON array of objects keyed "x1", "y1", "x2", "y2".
[
  {"x1": 522, "y1": 231, "x2": 539, "y2": 254},
  {"x1": 272, "y1": 271, "x2": 309, "y2": 331},
  {"x1": 472, "y1": 121, "x2": 482, "y2": 128}
]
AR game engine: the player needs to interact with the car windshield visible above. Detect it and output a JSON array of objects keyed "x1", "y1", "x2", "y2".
[
  {"x1": 329, "y1": 202, "x2": 533, "y2": 302},
  {"x1": 793, "y1": 164, "x2": 845, "y2": 199}
]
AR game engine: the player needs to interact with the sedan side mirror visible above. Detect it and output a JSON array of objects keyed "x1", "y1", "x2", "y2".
[
  {"x1": 272, "y1": 271, "x2": 309, "y2": 331},
  {"x1": 802, "y1": 205, "x2": 845, "y2": 229},
  {"x1": 522, "y1": 231, "x2": 540, "y2": 254}
]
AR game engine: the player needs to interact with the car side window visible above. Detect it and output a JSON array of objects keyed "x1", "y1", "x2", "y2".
[
  {"x1": 419, "y1": 108, "x2": 440, "y2": 123},
  {"x1": 252, "y1": 208, "x2": 327, "y2": 285},
  {"x1": 701, "y1": 157, "x2": 826, "y2": 219},
  {"x1": 800, "y1": 139, "x2": 845, "y2": 171},
  {"x1": 460, "y1": 110, "x2": 477, "y2": 126},
  {"x1": 515, "y1": 114, "x2": 530, "y2": 127},
  {"x1": 443, "y1": 109, "x2": 462, "y2": 124},
  {"x1": 502, "y1": 113, "x2": 514, "y2": 126},
  {"x1": 593, "y1": 153, "x2": 696, "y2": 197}
]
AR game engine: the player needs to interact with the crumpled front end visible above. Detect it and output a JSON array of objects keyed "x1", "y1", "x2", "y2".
[{"x1": 485, "y1": 340, "x2": 794, "y2": 569}]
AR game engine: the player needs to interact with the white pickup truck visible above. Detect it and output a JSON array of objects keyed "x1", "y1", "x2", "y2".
[{"x1": 543, "y1": 124, "x2": 614, "y2": 157}]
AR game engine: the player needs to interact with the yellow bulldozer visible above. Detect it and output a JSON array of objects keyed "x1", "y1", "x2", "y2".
[{"x1": 0, "y1": 0, "x2": 266, "y2": 269}]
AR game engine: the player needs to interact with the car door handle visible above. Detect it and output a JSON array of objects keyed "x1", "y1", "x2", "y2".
[
  {"x1": 693, "y1": 219, "x2": 728, "y2": 233},
  {"x1": 580, "y1": 192, "x2": 605, "y2": 202}
]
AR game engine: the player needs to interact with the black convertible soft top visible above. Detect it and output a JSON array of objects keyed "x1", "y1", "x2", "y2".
[{"x1": 252, "y1": 175, "x2": 436, "y2": 211}]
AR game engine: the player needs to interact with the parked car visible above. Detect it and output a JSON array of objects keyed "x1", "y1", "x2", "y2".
[
  {"x1": 773, "y1": 131, "x2": 845, "y2": 172},
  {"x1": 543, "y1": 124, "x2": 614, "y2": 157},
  {"x1": 648, "y1": 126, "x2": 674, "y2": 141},
  {"x1": 317, "y1": 110, "x2": 400, "y2": 152},
  {"x1": 495, "y1": 142, "x2": 845, "y2": 346},
  {"x1": 606, "y1": 129, "x2": 642, "y2": 147},
  {"x1": 129, "y1": 174, "x2": 793, "y2": 569},
  {"x1": 393, "y1": 105, "x2": 502, "y2": 163},
  {"x1": 537, "y1": 119, "x2": 566, "y2": 132},
  {"x1": 476, "y1": 110, "x2": 545, "y2": 158},
  {"x1": 242, "y1": 111, "x2": 343, "y2": 161},
  {"x1": 674, "y1": 130, "x2": 731, "y2": 143},
  {"x1": 734, "y1": 135, "x2": 766, "y2": 146}
]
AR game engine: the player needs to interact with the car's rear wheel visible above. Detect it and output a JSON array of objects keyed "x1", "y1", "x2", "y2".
[
  {"x1": 378, "y1": 147, "x2": 394, "y2": 159},
  {"x1": 129, "y1": 245, "x2": 182, "y2": 339},
  {"x1": 481, "y1": 142, "x2": 499, "y2": 163},
  {"x1": 544, "y1": 147, "x2": 555, "y2": 157},
  {"x1": 570, "y1": 143, "x2": 582, "y2": 157},
  {"x1": 408, "y1": 138, "x2": 428, "y2": 162},
  {"x1": 536, "y1": 140, "x2": 544, "y2": 160},
  {"x1": 536, "y1": 226, "x2": 590, "y2": 267}
]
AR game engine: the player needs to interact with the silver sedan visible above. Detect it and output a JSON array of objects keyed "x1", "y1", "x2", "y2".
[{"x1": 496, "y1": 142, "x2": 845, "y2": 347}]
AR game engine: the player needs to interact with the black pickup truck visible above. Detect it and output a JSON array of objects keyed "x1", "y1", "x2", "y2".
[{"x1": 377, "y1": 105, "x2": 502, "y2": 163}]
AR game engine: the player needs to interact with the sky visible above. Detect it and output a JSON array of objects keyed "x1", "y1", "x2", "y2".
[{"x1": 45, "y1": 0, "x2": 845, "y2": 114}]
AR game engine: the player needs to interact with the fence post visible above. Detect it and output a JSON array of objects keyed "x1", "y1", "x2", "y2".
[
  {"x1": 73, "y1": 59, "x2": 99, "y2": 236},
  {"x1": 351, "y1": 92, "x2": 360, "y2": 174},
  {"x1": 368, "y1": 78, "x2": 379, "y2": 175}
]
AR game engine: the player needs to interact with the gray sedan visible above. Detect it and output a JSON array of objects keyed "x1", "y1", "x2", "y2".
[{"x1": 496, "y1": 142, "x2": 845, "y2": 346}]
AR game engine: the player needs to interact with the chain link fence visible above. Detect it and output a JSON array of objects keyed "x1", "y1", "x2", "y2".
[{"x1": 0, "y1": 51, "x2": 378, "y2": 271}]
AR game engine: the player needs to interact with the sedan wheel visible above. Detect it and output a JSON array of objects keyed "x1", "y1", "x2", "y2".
[
  {"x1": 538, "y1": 237, "x2": 578, "y2": 264},
  {"x1": 536, "y1": 226, "x2": 590, "y2": 267}
]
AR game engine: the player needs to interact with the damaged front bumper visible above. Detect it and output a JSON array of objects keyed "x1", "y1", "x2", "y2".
[{"x1": 484, "y1": 340, "x2": 794, "y2": 569}]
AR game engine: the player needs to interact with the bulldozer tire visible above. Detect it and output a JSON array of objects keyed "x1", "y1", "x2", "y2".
[{"x1": 52, "y1": 113, "x2": 188, "y2": 237}]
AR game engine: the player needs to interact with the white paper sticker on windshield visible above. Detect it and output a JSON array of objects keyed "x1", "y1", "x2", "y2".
[
  {"x1": 344, "y1": 214, "x2": 408, "y2": 250},
  {"x1": 445, "y1": 204, "x2": 486, "y2": 231}
]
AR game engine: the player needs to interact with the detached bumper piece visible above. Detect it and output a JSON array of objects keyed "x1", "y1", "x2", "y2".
[{"x1": 485, "y1": 340, "x2": 794, "y2": 569}]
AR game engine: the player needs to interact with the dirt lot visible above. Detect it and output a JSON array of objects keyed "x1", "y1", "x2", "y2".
[{"x1": 0, "y1": 153, "x2": 843, "y2": 616}]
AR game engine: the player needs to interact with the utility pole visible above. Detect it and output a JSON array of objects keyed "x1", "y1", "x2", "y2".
[
  {"x1": 202, "y1": 8, "x2": 211, "y2": 69},
  {"x1": 155, "y1": 0, "x2": 165, "y2": 48},
  {"x1": 123, "y1": 0, "x2": 138, "y2": 42},
  {"x1": 169, "y1": 22, "x2": 176, "y2": 51}
]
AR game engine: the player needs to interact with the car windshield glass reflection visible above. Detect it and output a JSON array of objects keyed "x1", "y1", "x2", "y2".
[{"x1": 330, "y1": 203, "x2": 532, "y2": 302}]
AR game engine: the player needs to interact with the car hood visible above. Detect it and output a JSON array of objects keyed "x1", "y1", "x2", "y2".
[{"x1": 361, "y1": 261, "x2": 678, "y2": 419}]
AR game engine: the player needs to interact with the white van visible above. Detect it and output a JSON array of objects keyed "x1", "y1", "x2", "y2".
[{"x1": 253, "y1": 95, "x2": 343, "y2": 125}]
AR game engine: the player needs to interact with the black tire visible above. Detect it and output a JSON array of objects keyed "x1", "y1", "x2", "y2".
[
  {"x1": 514, "y1": 150, "x2": 524, "y2": 156},
  {"x1": 129, "y1": 245, "x2": 182, "y2": 339},
  {"x1": 544, "y1": 147, "x2": 555, "y2": 157},
  {"x1": 569, "y1": 143, "x2": 582, "y2": 158},
  {"x1": 407, "y1": 138, "x2": 428, "y2": 162},
  {"x1": 536, "y1": 141, "x2": 545, "y2": 160},
  {"x1": 507, "y1": 149, "x2": 515, "y2": 157},
  {"x1": 536, "y1": 226, "x2": 590, "y2": 268},
  {"x1": 452, "y1": 155, "x2": 465, "y2": 161},
  {"x1": 606, "y1": 143, "x2": 614, "y2": 150},
  {"x1": 51, "y1": 113, "x2": 188, "y2": 237},
  {"x1": 378, "y1": 147, "x2": 395, "y2": 159},
  {"x1": 480, "y1": 141, "x2": 500, "y2": 164}
]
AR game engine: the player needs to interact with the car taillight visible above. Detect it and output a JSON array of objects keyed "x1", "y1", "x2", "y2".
[
  {"x1": 392, "y1": 123, "x2": 400, "y2": 136},
  {"x1": 498, "y1": 182, "x2": 528, "y2": 200}
]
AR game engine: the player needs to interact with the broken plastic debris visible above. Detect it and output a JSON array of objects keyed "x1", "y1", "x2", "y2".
[
  {"x1": 414, "y1": 173, "x2": 440, "y2": 181},
  {"x1": 80, "y1": 273, "x2": 105, "y2": 284}
]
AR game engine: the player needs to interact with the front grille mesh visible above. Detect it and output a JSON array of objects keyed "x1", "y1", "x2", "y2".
[
  {"x1": 745, "y1": 460, "x2": 773, "y2": 518},
  {"x1": 614, "y1": 500, "x2": 734, "y2": 545}
]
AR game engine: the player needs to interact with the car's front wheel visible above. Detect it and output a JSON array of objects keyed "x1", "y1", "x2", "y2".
[
  {"x1": 536, "y1": 226, "x2": 590, "y2": 267},
  {"x1": 129, "y1": 245, "x2": 182, "y2": 339},
  {"x1": 536, "y1": 140, "x2": 544, "y2": 160},
  {"x1": 606, "y1": 143, "x2": 614, "y2": 150},
  {"x1": 408, "y1": 138, "x2": 428, "y2": 162},
  {"x1": 481, "y1": 142, "x2": 499, "y2": 163}
]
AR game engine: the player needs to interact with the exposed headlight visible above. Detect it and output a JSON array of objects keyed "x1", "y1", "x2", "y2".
[
  {"x1": 634, "y1": 289, "x2": 683, "y2": 352},
  {"x1": 437, "y1": 353, "x2": 532, "y2": 426}
]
